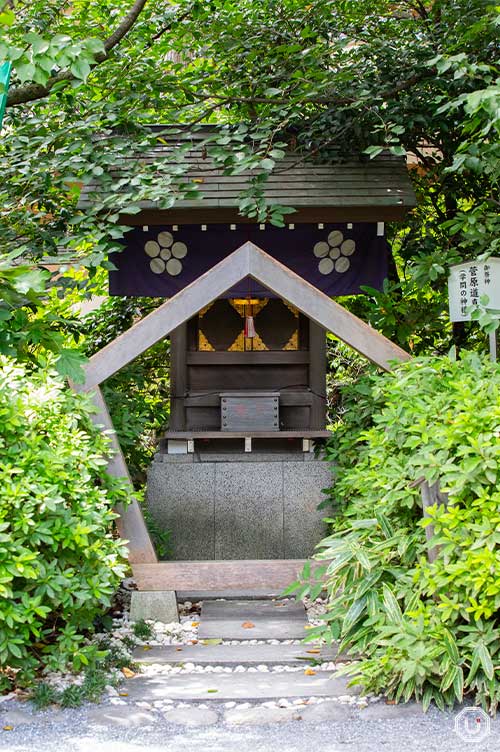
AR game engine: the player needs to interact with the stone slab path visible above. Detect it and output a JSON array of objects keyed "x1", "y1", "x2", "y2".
[
  {"x1": 124, "y1": 670, "x2": 357, "y2": 702},
  {"x1": 134, "y1": 643, "x2": 338, "y2": 665},
  {"x1": 199, "y1": 599, "x2": 309, "y2": 639},
  {"x1": 128, "y1": 598, "x2": 355, "y2": 704}
]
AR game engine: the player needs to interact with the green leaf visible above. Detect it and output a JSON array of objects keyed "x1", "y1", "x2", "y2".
[
  {"x1": 382, "y1": 584, "x2": 403, "y2": 626},
  {"x1": 70, "y1": 59, "x2": 91, "y2": 81},
  {"x1": 442, "y1": 628, "x2": 459, "y2": 663},
  {"x1": 476, "y1": 643, "x2": 494, "y2": 680},
  {"x1": 341, "y1": 596, "x2": 367, "y2": 635},
  {"x1": 55, "y1": 349, "x2": 87, "y2": 383}
]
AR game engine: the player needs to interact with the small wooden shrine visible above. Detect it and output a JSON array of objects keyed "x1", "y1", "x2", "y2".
[{"x1": 77, "y1": 126, "x2": 415, "y2": 598}]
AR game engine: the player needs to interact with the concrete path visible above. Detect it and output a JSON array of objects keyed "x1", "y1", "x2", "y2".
[
  {"x1": 134, "y1": 643, "x2": 338, "y2": 665},
  {"x1": 199, "y1": 599, "x2": 309, "y2": 639},
  {"x1": 124, "y1": 671, "x2": 357, "y2": 702}
]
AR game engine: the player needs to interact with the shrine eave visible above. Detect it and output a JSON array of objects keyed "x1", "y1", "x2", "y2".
[{"x1": 78, "y1": 124, "x2": 417, "y2": 221}]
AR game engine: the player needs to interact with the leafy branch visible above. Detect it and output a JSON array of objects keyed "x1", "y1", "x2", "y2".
[{"x1": 7, "y1": 0, "x2": 148, "y2": 106}]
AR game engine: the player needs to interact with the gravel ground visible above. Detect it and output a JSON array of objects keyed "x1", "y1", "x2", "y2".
[{"x1": 0, "y1": 701, "x2": 499, "y2": 752}]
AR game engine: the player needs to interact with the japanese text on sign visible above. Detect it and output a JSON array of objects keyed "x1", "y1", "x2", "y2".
[{"x1": 448, "y1": 259, "x2": 500, "y2": 322}]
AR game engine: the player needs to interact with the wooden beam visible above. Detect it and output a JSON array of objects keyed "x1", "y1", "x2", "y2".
[
  {"x1": 119, "y1": 206, "x2": 411, "y2": 226},
  {"x1": 247, "y1": 243, "x2": 410, "y2": 370},
  {"x1": 82, "y1": 244, "x2": 252, "y2": 390},
  {"x1": 82, "y1": 241, "x2": 408, "y2": 394},
  {"x1": 186, "y1": 351, "x2": 310, "y2": 365},
  {"x1": 81, "y1": 386, "x2": 157, "y2": 564},
  {"x1": 132, "y1": 559, "x2": 324, "y2": 591},
  {"x1": 184, "y1": 392, "x2": 314, "y2": 408},
  {"x1": 161, "y1": 430, "x2": 331, "y2": 439}
]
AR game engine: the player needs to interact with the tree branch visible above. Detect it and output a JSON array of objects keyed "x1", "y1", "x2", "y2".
[
  {"x1": 187, "y1": 70, "x2": 436, "y2": 108},
  {"x1": 7, "y1": 0, "x2": 148, "y2": 106}
]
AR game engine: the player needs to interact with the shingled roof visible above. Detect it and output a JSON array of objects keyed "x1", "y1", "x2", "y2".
[{"x1": 78, "y1": 125, "x2": 416, "y2": 218}]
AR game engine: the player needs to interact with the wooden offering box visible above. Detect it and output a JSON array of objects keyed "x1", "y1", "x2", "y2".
[{"x1": 221, "y1": 392, "x2": 279, "y2": 432}]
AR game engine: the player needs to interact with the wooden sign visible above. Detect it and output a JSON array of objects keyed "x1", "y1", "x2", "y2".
[{"x1": 448, "y1": 258, "x2": 500, "y2": 322}]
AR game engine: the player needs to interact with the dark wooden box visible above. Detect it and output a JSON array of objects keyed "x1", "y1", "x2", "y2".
[{"x1": 220, "y1": 392, "x2": 279, "y2": 432}]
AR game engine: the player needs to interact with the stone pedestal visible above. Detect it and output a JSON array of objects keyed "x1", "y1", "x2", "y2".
[
  {"x1": 146, "y1": 452, "x2": 332, "y2": 560},
  {"x1": 130, "y1": 590, "x2": 179, "y2": 623}
]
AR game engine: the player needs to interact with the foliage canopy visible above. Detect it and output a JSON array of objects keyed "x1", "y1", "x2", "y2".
[{"x1": 1, "y1": 0, "x2": 499, "y2": 355}]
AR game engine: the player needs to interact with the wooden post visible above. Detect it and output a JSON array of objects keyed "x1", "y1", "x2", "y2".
[
  {"x1": 77, "y1": 386, "x2": 157, "y2": 564},
  {"x1": 489, "y1": 330, "x2": 497, "y2": 363},
  {"x1": 170, "y1": 323, "x2": 187, "y2": 430},
  {"x1": 309, "y1": 321, "x2": 327, "y2": 429},
  {"x1": 419, "y1": 480, "x2": 448, "y2": 563}
]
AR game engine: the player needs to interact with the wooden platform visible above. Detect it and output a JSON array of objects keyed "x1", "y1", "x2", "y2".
[{"x1": 162, "y1": 430, "x2": 331, "y2": 439}]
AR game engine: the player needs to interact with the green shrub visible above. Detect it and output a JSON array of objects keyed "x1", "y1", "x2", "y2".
[
  {"x1": 292, "y1": 352, "x2": 500, "y2": 712},
  {"x1": 132, "y1": 618, "x2": 154, "y2": 641},
  {"x1": 0, "y1": 357, "x2": 130, "y2": 687}
]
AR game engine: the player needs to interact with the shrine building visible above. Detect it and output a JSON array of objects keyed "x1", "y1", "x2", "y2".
[{"x1": 77, "y1": 126, "x2": 415, "y2": 600}]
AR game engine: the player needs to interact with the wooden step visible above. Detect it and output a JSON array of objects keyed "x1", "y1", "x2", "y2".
[{"x1": 132, "y1": 559, "x2": 320, "y2": 591}]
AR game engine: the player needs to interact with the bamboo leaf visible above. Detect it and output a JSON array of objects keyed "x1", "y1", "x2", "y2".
[
  {"x1": 382, "y1": 584, "x2": 404, "y2": 625},
  {"x1": 341, "y1": 596, "x2": 367, "y2": 636}
]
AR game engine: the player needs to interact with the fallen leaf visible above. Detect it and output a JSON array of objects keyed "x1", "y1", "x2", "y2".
[
  {"x1": 142, "y1": 646, "x2": 151, "y2": 651},
  {"x1": 190, "y1": 640, "x2": 198, "y2": 644},
  {"x1": 119, "y1": 692, "x2": 129, "y2": 697},
  {"x1": 304, "y1": 668, "x2": 316, "y2": 676},
  {"x1": 207, "y1": 689, "x2": 218, "y2": 693},
  {"x1": 202, "y1": 638, "x2": 223, "y2": 646},
  {"x1": 241, "y1": 621, "x2": 255, "y2": 629},
  {"x1": 304, "y1": 625, "x2": 314, "y2": 630},
  {"x1": 306, "y1": 649, "x2": 320, "y2": 654},
  {"x1": 121, "y1": 667, "x2": 135, "y2": 679},
  {"x1": 175, "y1": 647, "x2": 183, "y2": 652},
  {"x1": 191, "y1": 621, "x2": 200, "y2": 627},
  {"x1": 3, "y1": 726, "x2": 13, "y2": 731}
]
